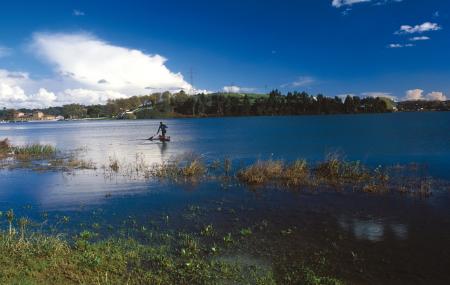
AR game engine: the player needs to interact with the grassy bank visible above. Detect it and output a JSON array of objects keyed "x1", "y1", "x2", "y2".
[{"x1": 0, "y1": 209, "x2": 343, "y2": 285}]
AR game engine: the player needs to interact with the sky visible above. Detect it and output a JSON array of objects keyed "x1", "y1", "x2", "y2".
[{"x1": 0, "y1": 0, "x2": 449, "y2": 108}]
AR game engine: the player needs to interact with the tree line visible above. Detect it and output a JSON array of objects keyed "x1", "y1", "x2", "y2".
[{"x1": 1, "y1": 90, "x2": 395, "y2": 120}]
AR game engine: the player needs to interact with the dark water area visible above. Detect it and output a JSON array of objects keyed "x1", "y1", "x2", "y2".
[{"x1": 1, "y1": 112, "x2": 450, "y2": 284}]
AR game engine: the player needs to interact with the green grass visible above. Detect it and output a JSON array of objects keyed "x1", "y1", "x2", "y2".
[
  {"x1": 0, "y1": 230, "x2": 278, "y2": 285},
  {"x1": 0, "y1": 138, "x2": 56, "y2": 160},
  {"x1": 11, "y1": 144, "x2": 56, "y2": 160}
]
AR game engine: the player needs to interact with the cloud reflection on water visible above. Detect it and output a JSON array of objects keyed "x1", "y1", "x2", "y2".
[{"x1": 338, "y1": 216, "x2": 408, "y2": 242}]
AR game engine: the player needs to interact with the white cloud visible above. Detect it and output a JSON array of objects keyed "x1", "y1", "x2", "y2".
[
  {"x1": 0, "y1": 46, "x2": 12, "y2": 58},
  {"x1": 388, "y1": 43, "x2": 414, "y2": 48},
  {"x1": 409, "y1": 36, "x2": 430, "y2": 41},
  {"x1": 426, "y1": 91, "x2": 447, "y2": 101},
  {"x1": 73, "y1": 9, "x2": 85, "y2": 16},
  {"x1": 57, "y1": 89, "x2": 126, "y2": 105},
  {"x1": 405, "y1": 89, "x2": 424, "y2": 100},
  {"x1": 281, "y1": 76, "x2": 315, "y2": 88},
  {"x1": 404, "y1": 89, "x2": 447, "y2": 101},
  {"x1": 222, "y1": 86, "x2": 254, "y2": 93},
  {"x1": 0, "y1": 32, "x2": 201, "y2": 108},
  {"x1": 332, "y1": 0, "x2": 370, "y2": 8},
  {"x1": 31, "y1": 32, "x2": 192, "y2": 95},
  {"x1": 0, "y1": 68, "x2": 129, "y2": 108},
  {"x1": 332, "y1": 0, "x2": 401, "y2": 8},
  {"x1": 292, "y1": 76, "x2": 315, "y2": 87},
  {"x1": 223, "y1": 86, "x2": 241, "y2": 93},
  {"x1": 396, "y1": 22, "x2": 442, "y2": 34}
]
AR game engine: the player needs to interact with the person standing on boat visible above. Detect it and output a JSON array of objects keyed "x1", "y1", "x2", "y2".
[{"x1": 157, "y1": 121, "x2": 168, "y2": 138}]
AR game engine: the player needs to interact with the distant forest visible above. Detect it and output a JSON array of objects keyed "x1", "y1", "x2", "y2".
[{"x1": 1, "y1": 90, "x2": 448, "y2": 120}]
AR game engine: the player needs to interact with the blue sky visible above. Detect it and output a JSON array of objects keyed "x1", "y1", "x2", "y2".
[{"x1": 0, "y1": 0, "x2": 449, "y2": 108}]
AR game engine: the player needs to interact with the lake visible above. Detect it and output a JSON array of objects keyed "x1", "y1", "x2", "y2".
[{"x1": 1, "y1": 112, "x2": 450, "y2": 284}]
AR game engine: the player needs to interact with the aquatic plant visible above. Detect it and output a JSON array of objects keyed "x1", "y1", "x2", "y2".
[
  {"x1": 283, "y1": 159, "x2": 310, "y2": 186},
  {"x1": 18, "y1": 217, "x2": 30, "y2": 240},
  {"x1": 6, "y1": 209, "x2": 14, "y2": 236},
  {"x1": 150, "y1": 157, "x2": 206, "y2": 181},
  {"x1": 12, "y1": 144, "x2": 56, "y2": 160},
  {"x1": 0, "y1": 230, "x2": 278, "y2": 284},
  {"x1": 109, "y1": 157, "x2": 120, "y2": 172},
  {"x1": 0, "y1": 138, "x2": 11, "y2": 159},
  {"x1": 201, "y1": 224, "x2": 215, "y2": 237},
  {"x1": 237, "y1": 160, "x2": 284, "y2": 185}
]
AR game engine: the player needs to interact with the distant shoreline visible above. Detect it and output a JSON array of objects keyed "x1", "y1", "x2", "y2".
[{"x1": 2, "y1": 109, "x2": 449, "y2": 124}]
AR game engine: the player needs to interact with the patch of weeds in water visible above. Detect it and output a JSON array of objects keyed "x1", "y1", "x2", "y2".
[
  {"x1": 280, "y1": 263, "x2": 343, "y2": 285},
  {"x1": 237, "y1": 160, "x2": 284, "y2": 185},
  {"x1": 108, "y1": 156, "x2": 120, "y2": 172},
  {"x1": 240, "y1": 227, "x2": 253, "y2": 237},
  {"x1": 201, "y1": 224, "x2": 215, "y2": 237},
  {"x1": 0, "y1": 138, "x2": 56, "y2": 163},
  {"x1": 0, "y1": 230, "x2": 279, "y2": 284},
  {"x1": 12, "y1": 144, "x2": 57, "y2": 160},
  {"x1": 223, "y1": 233, "x2": 234, "y2": 244}
]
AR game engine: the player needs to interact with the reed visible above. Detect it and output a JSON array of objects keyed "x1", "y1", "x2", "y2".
[{"x1": 12, "y1": 144, "x2": 56, "y2": 160}]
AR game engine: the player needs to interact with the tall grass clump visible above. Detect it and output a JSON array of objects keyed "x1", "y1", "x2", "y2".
[
  {"x1": 315, "y1": 153, "x2": 371, "y2": 184},
  {"x1": 237, "y1": 160, "x2": 284, "y2": 185},
  {"x1": 283, "y1": 159, "x2": 309, "y2": 186},
  {"x1": 12, "y1": 144, "x2": 56, "y2": 160},
  {"x1": 0, "y1": 138, "x2": 11, "y2": 159},
  {"x1": 150, "y1": 156, "x2": 206, "y2": 181}
]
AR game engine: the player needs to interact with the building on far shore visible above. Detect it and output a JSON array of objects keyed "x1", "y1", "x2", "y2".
[
  {"x1": 11, "y1": 111, "x2": 60, "y2": 121},
  {"x1": 32, "y1": 111, "x2": 44, "y2": 120},
  {"x1": 13, "y1": 112, "x2": 25, "y2": 119}
]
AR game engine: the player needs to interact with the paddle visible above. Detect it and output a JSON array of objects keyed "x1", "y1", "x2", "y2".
[{"x1": 148, "y1": 132, "x2": 159, "y2": 140}]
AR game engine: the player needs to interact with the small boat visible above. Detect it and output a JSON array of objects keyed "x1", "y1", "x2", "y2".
[{"x1": 149, "y1": 135, "x2": 170, "y2": 142}]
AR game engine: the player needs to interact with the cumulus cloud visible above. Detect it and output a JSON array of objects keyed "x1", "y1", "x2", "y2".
[
  {"x1": 396, "y1": 22, "x2": 442, "y2": 34},
  {"x1": 405, "y1": 89, "x2": 424, "y2": 100},
  {"x1": 404, "y1": 89, "x2": 447, "y2": 101},
  {"x1": 31, "y1": 32, "x2": 192, "y2": 94},
  {"x1": 57, "y1": 89, "x2": 126, "y2": 105},
  {"x1": 0, "y1": 70, "x2": 59, "y2": 109},
  {"x1": 0, "y1": 32, "x2": 200, "y2": 108},
  {"x1": 426, "y1": 91, "x2": 447, "y2": 101}
]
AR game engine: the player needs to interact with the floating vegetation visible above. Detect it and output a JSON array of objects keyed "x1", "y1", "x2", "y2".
[{"x1": 0, "y1": 138, "x2": 443, "y2": 197}]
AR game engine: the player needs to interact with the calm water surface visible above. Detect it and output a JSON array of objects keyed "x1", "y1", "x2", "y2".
[{"x1": 1, "y1": 112, "x2": 450, "y2": 284}]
